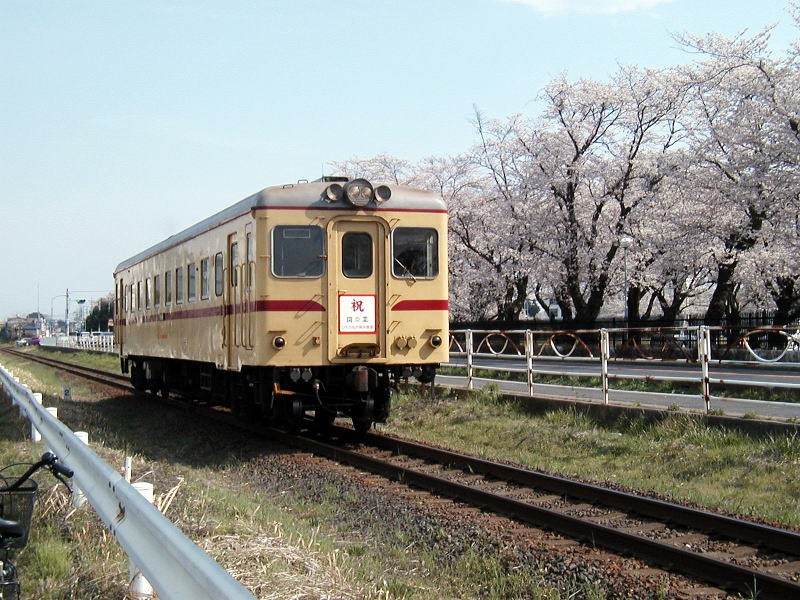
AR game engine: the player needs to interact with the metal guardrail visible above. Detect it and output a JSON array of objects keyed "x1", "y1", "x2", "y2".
[
  {"x1": 0, "y1": 364, "x2": 256, "y2": 600},
  {"x1": 447, "y1": 326, "x2": 800, "y2": 412}
]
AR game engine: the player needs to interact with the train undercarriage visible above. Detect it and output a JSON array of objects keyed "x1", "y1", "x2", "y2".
[{"x1": 123, "y1": 357, "x2": 437, "y2": 433}]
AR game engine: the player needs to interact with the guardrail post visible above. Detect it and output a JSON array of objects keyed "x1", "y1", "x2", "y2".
[
  {"x1": 45, "y1": 407, "x2": 58, "y2": 453},
  {"x1": 31, "y1": 393, "x2": 43, "y2": 442},
  {"x1": 129, "y1": 482, "x2": 156, "y2": 599},
  {"x1": 73, "y1": 431, "x2": 89, "y2": 508},
  {"x1": 600, "y1": 329, "x2": 610, "y2": 406},
  {"x1": 699, "y1": 326, "x2": 712, "y2": 413},
  {"x1": 124, "y1": 457, "x2": 133, "y2": 483},
  {"x1": 525, "y1": 330, "x2": 534, "y2": 396},
  {"x1": 18, "y1": 382, "x2": 27, "y2": 418},
  {"x1": 466, "y1": 330, "x2": 474, "y2": 390}
]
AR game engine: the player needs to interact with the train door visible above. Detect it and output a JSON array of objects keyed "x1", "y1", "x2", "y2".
[
  {"x1": 224, "y1": 233, "x2": 241, "y2": 369},
  {"x1": 223, "y1": 229, "x2": 255, "y2": 369},
  {"x1": 328, "y1": 219, "x2": 387, "y2": 361},
  {"x1": 243, "y1": 225, "x2": 254, "y2": 349},
  {"x1": 115, "y1": 278, "x2": 124, "y2": 351}
]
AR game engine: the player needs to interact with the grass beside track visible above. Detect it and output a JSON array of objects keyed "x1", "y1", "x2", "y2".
[
  {"x1": 387, "y1": 384, "x2": 800, "y2": 529},
  {"x1": 1, "y1": 347, "x2": 614, "y2": 599},
  {"x1": 5, "y1": 346, "x2": 797, "y2": 596}
]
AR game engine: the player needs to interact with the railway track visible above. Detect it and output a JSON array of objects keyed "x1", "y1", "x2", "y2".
[
  {"x1": 1, "y1": 347, "x2": 132, "y2": 390},
  {"x1": 5, "y1": 347, "x2": 800, "y2": 598}
]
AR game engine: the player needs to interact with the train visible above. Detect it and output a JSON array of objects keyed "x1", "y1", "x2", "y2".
[{"x1": 113, "y1": 176, "x2": 448, "y2": 431}]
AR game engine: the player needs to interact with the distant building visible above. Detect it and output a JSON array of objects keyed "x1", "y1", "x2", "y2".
[
  {"x1": 2, "y1": 316, "x2": 28, "y2": 341},
  {"x1": 1, "y1": 313, "x2": 45, "y2": 341}
]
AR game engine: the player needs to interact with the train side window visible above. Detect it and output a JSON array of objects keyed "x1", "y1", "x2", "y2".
[
  {"x1": 200, "y1": 258, "x2": 210, "y2": 300},
  {"x1": 342, "y1": 232, "x2": 372, "y2": 278},
  {"x1": 145, "y1": 278, "x2": 151, "y2": 310},
  {"x1": 176, "y1": 268, "x2": 184, "y2": 304},
  {"x1": 136, "y1": 281, "x2": 141, "y2": 311},
  {"x1": 165, "y1": 271, "x2": 173, "y2": 306},
  {"x1": 392, "y1": 227, "x2": 439, "y2": 279},
  {"x1": 154, "y1": 275, "x2": 161, "y2": 307},
  {"x1": 230, "y1": 243, "x2": 239, "y2": 287},
  {"x1": 187, "y1": 262, "x2": 197, "y2": 302},
  {"x1": 271, "y1": 225, "x2": 324, "y2": 278},
  {"x1": 246, "y1": 232, "x2": 254, "y2": 289},
  {"x1": 215, "y1": 252, "x2": 224, "y2": 296}
]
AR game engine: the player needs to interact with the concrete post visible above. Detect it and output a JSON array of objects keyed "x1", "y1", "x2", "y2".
[{"x1": 128, "y1": 482, "x2": 155, "y2": 599}]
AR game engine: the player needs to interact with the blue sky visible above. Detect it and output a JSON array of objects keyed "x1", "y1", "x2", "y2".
[{"x1": 1, "y1": 0, "x2": 796, "y2": 321}]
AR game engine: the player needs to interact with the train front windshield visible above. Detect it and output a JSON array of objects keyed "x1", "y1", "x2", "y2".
[
  {"x1": 392, "y1": 227, "x2": 439, "y2": 279},
  {"x1": 272, "y1": 225, "x2": 325, "y2": 278}
]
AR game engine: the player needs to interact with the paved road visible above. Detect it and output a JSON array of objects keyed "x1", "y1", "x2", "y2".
[{"x1": 440, "y1": 358, "x2": 800, "y2": 420}]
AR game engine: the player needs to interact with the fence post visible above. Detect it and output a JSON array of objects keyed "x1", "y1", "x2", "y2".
[
  {"x1": 600, "y1": 329, "x2": 610, "y2": 406},
  {"x1": 699, "y1": 326, "x2": 711, "y2": 413},
  {"x1": 526, "y1": 330, "x2": 534, "y2": 396},
  {"x1": 466, "y1": 330, "x2": 474, "y2": 390}
]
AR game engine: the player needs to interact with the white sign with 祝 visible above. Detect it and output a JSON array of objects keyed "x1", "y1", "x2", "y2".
[{"x1": 339, "y1": 294, "x2": 376, "y2": 333}]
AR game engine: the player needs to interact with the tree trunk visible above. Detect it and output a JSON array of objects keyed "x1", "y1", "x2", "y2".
[
  {"x1": 705, "y1": 262, "x2": 737, "y2": 325},
  {"x1": 495, "y1": 274, "x2": 529, "y2": 321},
  {"x1": 771, "y1": 276, "x2": 800, "y2": 326}
]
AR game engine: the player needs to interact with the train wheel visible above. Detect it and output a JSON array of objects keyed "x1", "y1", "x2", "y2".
[
  {"x1": 374, "y1": 387, "x2": 393, "y2": 423},
  {"x1": 352, "y1": 417, "x2": 372, "y2": 434},
  {"x1": 131, "y1": 363, "x2": 147, "y2": 392},
  {"x1": 314, "y1": 407, "x2": 336, "y2": 433},
  {"x1": 279, "y1": 397, "x2": 304, "y2": 432},
  {"x1": 231, "y1": 383, "x2": 257, "y2": 420}
]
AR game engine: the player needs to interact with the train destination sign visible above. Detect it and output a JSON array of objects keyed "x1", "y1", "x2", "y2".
[{"x1": 339, "y1": 294, "x2": 376, "y2": 333}]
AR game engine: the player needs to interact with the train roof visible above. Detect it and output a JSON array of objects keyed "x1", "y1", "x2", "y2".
[{"x1": 114, "y1": 178, "x2": 446, "y2": 273}]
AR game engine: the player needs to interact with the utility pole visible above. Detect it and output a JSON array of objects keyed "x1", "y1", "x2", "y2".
[{"x1": 65, "y1": 288, "x2": 70, "y2": 337}]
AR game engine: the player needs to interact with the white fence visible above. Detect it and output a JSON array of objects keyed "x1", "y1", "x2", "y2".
[
  {"x1": 40, "y1": 334, "x2": 116, "y2": 353},
  {"x1": 448, "y1": 326, "x2": 800, "y2": 412},
  {"x1": 0, "y1": 364, "x2": 256, "y2": 600}
]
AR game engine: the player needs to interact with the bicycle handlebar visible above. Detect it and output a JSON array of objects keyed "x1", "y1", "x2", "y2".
[{"x1": 0, "y1": 452, "x2": 74, "y2": 492}]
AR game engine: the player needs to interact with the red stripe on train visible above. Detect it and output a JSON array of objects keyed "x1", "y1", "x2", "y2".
[
  {"x1": 253, "y1": 299, "x2": 325, "y2": 312},
  {"x1": 120, "y1": 299, "x2": 325, "y2": 325},
  {"x1": 391, "y1": 300, "x2": 449, "y2": 311}
]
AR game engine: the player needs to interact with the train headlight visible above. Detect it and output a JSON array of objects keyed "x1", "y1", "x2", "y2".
[
  {"x1": 429, "y1": 335, "x2": 443, "y2": 348},
  {"x1": 272, "y1": 336, "x2": 286, "y2": 349},
  {"x1": 344, "y1": 178, "x2": 373, "y2": 207},
  {"x1": 324, "y1": 183, "x2": 344, "y2": 203},
  {"x1": 375, "y1": 185, "x2": 392, "y2": 203}
]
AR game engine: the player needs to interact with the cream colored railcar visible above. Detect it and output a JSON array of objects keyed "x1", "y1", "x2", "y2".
[{"x1": 114, "y1": 177, "x2": 448, "y2": 431}]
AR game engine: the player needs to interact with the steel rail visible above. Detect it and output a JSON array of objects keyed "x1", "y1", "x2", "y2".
[
  {"x1": 9, "y1": 348, "x2": 800, "y2": 597},
  {"x1": 1, "y1": 348, "x2": 131, "y2": 390},
  {"x1": 357, "y1": 429, "x2": 800, "y2": 556},
  {"x1": 281, "y1": 429, "x2": 799, "y2": 598}
]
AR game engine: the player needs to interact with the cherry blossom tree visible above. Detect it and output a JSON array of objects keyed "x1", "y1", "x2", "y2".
[
  {"x1": 677, "y1": 23, "x2": 800, "y2": 324},
  {"x1": 469, "y1": 66, "x2": 687, "y2": 324},
  {"x1": 333, "y1": 8, "x2": 800, "y2": 325}
]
